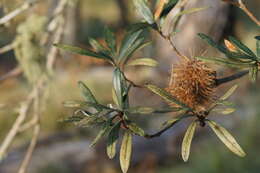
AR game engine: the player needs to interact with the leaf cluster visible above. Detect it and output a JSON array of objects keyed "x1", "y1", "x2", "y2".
[{"x1": 54, "y1": 0, "x2": 260, "y2": 172}]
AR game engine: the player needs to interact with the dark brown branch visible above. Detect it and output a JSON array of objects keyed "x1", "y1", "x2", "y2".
[
  {"x1": 215, "y1": 70, "x2": 249, "y2": 86},
  {"x1": 145, "y1": 114, "x2": 192, "y2": 138}
]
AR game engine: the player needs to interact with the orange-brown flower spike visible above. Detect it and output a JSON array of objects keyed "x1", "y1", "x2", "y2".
[{"x1": 166, "y1": 58, "x2": 217, "y2": 112}]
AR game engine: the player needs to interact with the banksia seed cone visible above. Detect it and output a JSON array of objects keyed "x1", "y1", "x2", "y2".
[{"x1": 166, "y1": 58, "x2": 216, "y2": 111}]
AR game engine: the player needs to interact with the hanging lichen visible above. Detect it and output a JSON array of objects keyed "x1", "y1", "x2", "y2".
[{"x1": 14, "y1": 14, "x2": 47, "y2": 84}]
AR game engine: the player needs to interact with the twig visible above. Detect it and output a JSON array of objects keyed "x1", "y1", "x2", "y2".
[
  {"x1": 18, "y1": 88, "x2": 41, "y2": 173},
  {"x1": 145, "y1": 114, "x2": 192, "y2": 138},
  {"x1": 41, "y1": 0, "x2": 68, "y2": 45},
  {"x1": 0, "y1": 67, "x2": 22, "y2": 83},
  {"x1": 18, "y1": 118, "x2": 38, "y2": 133},
  {"x1": 46, "y1": 19, "x2": 65, "y2": 73},
  {"x1": 18, "y1": 124, "x2": 40, "y2": 173},
  {"x1": 215, "y1": 70, "x2": 249, "y2": 86},
  {"x1": 224, "y1": 0, "x2": 260, "y2": 26},
  {"x1": 0, "y1": 78, "x2": 44, "y2": 160},
  {"x1": 0, "y1": 0, "x2": 39, "y2": 26},
  {"x1": 0, "y1": 43, "x2": 14, "y2": 54},
  {"x1": 237, "y1": 0, "x2": 260, "y2": 26}
]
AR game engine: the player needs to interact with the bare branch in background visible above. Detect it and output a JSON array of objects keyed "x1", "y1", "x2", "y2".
[
  {"x1": 0, "y1": 0, "x2": 40, "y2": 26},
  {"x1": 0, "y1": 78, "x2": 44, "y2": 160},
  {"x1": 46, "y1": 21, "x2": 65, "y2": 73},
  {"x1": 18, "y1": 89, "x2": 41, "y2": 173},
  {"x1": 223, "y1": 0, "x2": 260, "y2": 26},
  {"x1": 0, "y1": 43, "x2": 14, "y2": 54},
  {"x1": 0, "y1": 67, "x2": 22, "y2": 84},
  {"x1": 0, "y1": 1, "x2": 70, "y2": 172}
]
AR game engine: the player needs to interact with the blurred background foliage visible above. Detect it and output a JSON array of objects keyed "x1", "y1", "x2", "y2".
[{"x1": 0, "y1": 0, "x2": 259, "y2": 172}]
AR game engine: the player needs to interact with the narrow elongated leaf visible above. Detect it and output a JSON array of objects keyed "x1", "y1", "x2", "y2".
[
  {"x1": 54, "y1": 43, "x2": 112, "y2": 61},
  {"x1": 198, "y1": 33, "x2": 229, "y2": 54},
  {"x1": 208, "y1": 120, "x2": 246, "y2": 157},
  {"x1": 249, "y1": 66, "x2": 258, "y2": 82},
  {"x1": 220, "y1": 84, "x2": 238, "y2": 101},
  {"x1": 213, "y1": 108, "x2": 236, "y2": 115},
  {"x1": 63, "y1": 100, "x2": 114, "y2": 111},
  {"x1": 162, "y1": 118, "x2": 179, "y2": 128},
  {"x1": 113, "y1": 68, "x2": 128, "y2": 108},
  {"x1": 127, "y1": 22, "x2": 152, "y2": 33},
  {"x1": 112, "y1": 88, "x2": 120, "y2": 106},
  {"x1": 196, "y1": 56, "x2": 254, "y2": 68},
  {"x1": 229, "y1": 36, "x2": 256, "y2": 59},
  {"x1": 104, "y1": 27, "x2": 116, "y2": 54},
  {"x1": 62, "y1": 115, "x2": 85, "y2": 123},
  {"x1": 216, "y1": 100, "x2": 235, "y2": 107},
  {"x1": 119, "y1": 30, "x2": 143, "y2": 61},
  {"x1": 127, "y1": 58, "x2": 158, "y2": 67},
  {"x1": 120, "y1": 131, "x2": 132, "y2": 173},
  {"x1": 89, "y1": 38, "x2": 106, "y2": 52},
  {"x1": 175, "y1": 7, "x2": 208, "y2": 21},
  {"x1": 128, "y1": 122, "x2": 145, "y2": 136},
  {"x1": 255, "y1": 36, "x2": 260, "y2": 57},
  {"x1": 78, "y1": 81, "x2": 102, "y2": 111},
  {"x1": 106, "y1": 122, "x2": 121, "y2": 159},
  {"x1": 198, "y1": 34, "x2": 253, "y2": 60},
  {"x1": 90, "y1": 120, "x2": 112, "y2": 147},
  {"x1": 145, "y1": 84, "x2": 191, "y2": 110},
  {"x1": 126, "y1": 106, "x2": 182, "y2": 114},
  {"x1": 182, "y1": 121, "x2": 197, "y2": 162},
  {"x1": 121, "y1": 37, "x2": 146, "y2": 65},
  {"x1": 77, "y1": 115, "x2": 105, "y2": 127},
  {"x1": 133, "y1": 0, "x2": 154, "y2": 24}
]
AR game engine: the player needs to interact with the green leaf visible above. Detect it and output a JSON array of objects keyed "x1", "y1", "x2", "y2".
[
  {"x1": 182, "y1": 121, "x2": 197, "y2": 162},
  {"x1": 127, "y1": 22, "x2": 152, "y2": 33},
  {"x1": 89, "y1": 38, "x2": 106, "y2": 52},
  {"x1": 162, "y1": 118, "x2": 179, "y2": 128},
  {"x1": 249, "y1": 66, "x2": 258, "y2": 82},
  {"x1": 175, "y1": 7, "x2": 208, "y2": 20},
  {"x1": 119, "y1": 30, "x2": 143, "y2": 62},
  {"x1": 127, "y1": 58, "x2": 158, "y2": 67},
  {"x1": 133, "y1": 0, "x2": 154, "y2": 24},
  {"x1": 120, "y1": 131, "x2": 132, "y2": 173},
  {"x1": 78, "y1": 81, "x2": 102, "y2": 112},
  {"x1": 216, "y1": 100, "x2": 235, "y2": 107},
  {"x1": 113, "y1": 68, "x2": 129, "y2": 109},
  {"x1": 255, "y1": 36, "x2": 260, "y2": 58},
  {"x1": 54, "y1": 43, "x2": 112, "y2": 61},
  {"x1": 63, "y1": 100, "x2": 116, "y2": 112},
  {"x1": 112, "y1": 88, "x2": 120, "y2": 106},
  {"x1": 145, "y1": 84, "x2": 191, "y2": 110},
  {"x1": 104, "y1": 27, "x2": 117, "y2": 54},
  {"x1": 62, "y1": 115, "x2": 85, "y2": 123},
  {"x1": 126, "y1": 106, "x2": 183, "y2": 114},
  {"x1": 127, "y1": 122, "x2": 145, "y2": 136},
  {"x1": 220, "y1": 84, "x2": 238, "y2": 101},
  {"x1": 229, "y1": 36, "x2": 257, "y2": 59},
  {"x1": 198, "y1": 33, "x2": 229, "y2": 54},
  {"x1": 106, "y1": 122, "x2": 121, "y2": 159},
  {"x1": 213, "y1": 108, "x2": 236, "y2": 115},
  {"x1": 90, "y1": 120, "x2": 112, "y2": 147},
  {"x1": 197, "y1": 34, "x2": 253, "y2": 60},
  {"x1": 208, "y1": 120, "x2": 246, "y2": 157},
  {"x1": 195, "y1": 56, "x2": 254, "y2": 68},
  {"x1": 76, "y1": 115, "x2": 105, "y2": 127},
  {"x1": 122, "y1": 37, "x2": 146, "y2": 65}
]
